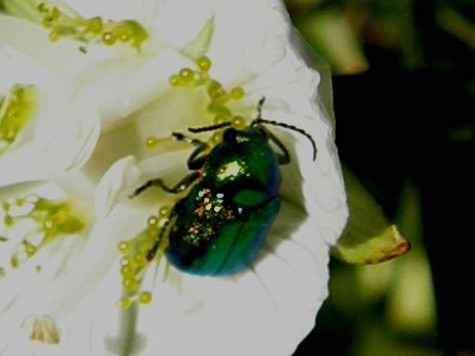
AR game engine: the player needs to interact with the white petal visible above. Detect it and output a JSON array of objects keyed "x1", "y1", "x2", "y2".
[
  {"x1": 61, "y1": 0, "x2": 146, "y2": 21},
  {"x1": 45, "y1": 107, "x2": 100, "y2": 172},
  {"x1": 153, "y1": 0, "x2": 214, "y2": 48},
  {"x1": 0, "y1": 15, "x2": 94, "y2": 81},
  {"x1": 0, "y1": 47, "x2": 58, "y2": 93},
  {"x1": 73, "y1": 48, "x2": 191, "y2": 130},
  {"x1": 95, "y1": 156, "x2": 141, "y2": 217},
  {"x1": 46, "y1": 204, "x2": 148, "y2": 319},
  {"x1": 0, "y1": 144, "x2": 48, "y2": 187}
]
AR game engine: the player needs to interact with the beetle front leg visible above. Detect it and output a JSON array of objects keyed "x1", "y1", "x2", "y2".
[
  {"x1": 130, "y1": 172, "x2": 200, "y2": 198},
  {"x1": 172, "y1": 132, "x2": 209, "y2": 170}
]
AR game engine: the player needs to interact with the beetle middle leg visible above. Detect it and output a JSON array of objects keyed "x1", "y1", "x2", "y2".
[{"x1": 130, "y1": 171, "x2": 200, "y2": 198}]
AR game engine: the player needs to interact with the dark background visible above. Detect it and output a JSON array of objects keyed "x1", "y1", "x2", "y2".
[{"x1": 286, "y1": 1, "x2": 475, "y2": 355}]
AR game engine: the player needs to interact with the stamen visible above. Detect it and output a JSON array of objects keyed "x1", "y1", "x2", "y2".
[
  {"x1": 36, "y1": 2, "x2": 148, "y2": 52},
  {"x1": 0, "y1": 85, "x2": 38, "y2": 155},
  {"x1": 117, "y1": 206, "x2": 170, "y2": 309},
  {"x1": 167, "y1": 55, "x2": 249, "y2": 132},
  {"x1": 0, "y1": 195, "x2": 84, "y2": 275}
]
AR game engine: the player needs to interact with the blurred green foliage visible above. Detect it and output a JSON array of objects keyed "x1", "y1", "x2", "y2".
[{"x1": 287, "y1": 1, "x2": 475, "y2": 355}]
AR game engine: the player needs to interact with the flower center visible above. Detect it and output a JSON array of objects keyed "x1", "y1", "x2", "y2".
[
  {"x1": 0, "y1": 195, "x2": 85, "y2": 276},
  {"x1": 37, "y1": 2, "x2": 148, "y2": 52},
  {"x1": 0, "y1": 85, "x2": 38, "y2": 155}
]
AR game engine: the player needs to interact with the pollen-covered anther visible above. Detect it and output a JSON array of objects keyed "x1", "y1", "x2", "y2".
[
  {"x1": 0, "y1": 195, "x2": 84, "y2": 273},
  {"x1": 36, "y1": 2, "x2": 148, "y2": 51},
  {"x1": 21, "y1": 315, "x2": 60, "y2": 345},
  {"x1": 0, "y1": 85, "x2": 38, "y2": 155},
  {"x1": 117, "y1": 232, "x2": 155, "y2": 306},
  {"x1": 117, "y1": 206, "x2": 172, "y2": 308}
]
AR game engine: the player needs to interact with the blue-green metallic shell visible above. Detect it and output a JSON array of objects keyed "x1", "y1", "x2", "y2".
[{"x1": 165, "y1": 127, "x2": 282, "y2": 275}]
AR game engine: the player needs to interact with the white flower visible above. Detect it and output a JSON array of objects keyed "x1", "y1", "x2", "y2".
[{"x1": 0, "y1": 1, "x2": 348, "y2": 355}]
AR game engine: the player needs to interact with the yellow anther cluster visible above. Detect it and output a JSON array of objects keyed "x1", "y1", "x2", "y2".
[
  {"x1": 0, "y1": 85, "x2": 37, "y2": 155},
  {"x1": 37, "y1": 2, "x2": 148, "y2": 51},
  {"x1": 169, "y1": 56, "x2": 247, "y2": 127},
  {"x1": 0, "y1": 195, "x2": 84, "y2": 274},
  {"x1": 117, "y1": 207, "x2": 170, "y2": 309}
]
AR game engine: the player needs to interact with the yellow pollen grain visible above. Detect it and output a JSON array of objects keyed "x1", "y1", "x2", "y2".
[
  {"x1": 120, "y1": 256, "x2": 130, "y2": 266},
  {"x1": 4, "y1": 215, "x2": 13, "y2": 226},
  {"x1": 196, "y1": 56, "x2": 212, "y2": 72},
  {"x1": 230, "y1": 87, "x2": 245, "y2": 100},
  {"x1": 25, "y1": 243, "x2": 37, "y2": 257},
  {"x1": 138, "y1": 291, "x2": 152, "y2": 304},
  {"x1": 169, "y1": 74, "x2": 182, "y2": 88},
  {"x1": 147, "y1": 215, "x2": 158, "y2": 227},
  {"x1": 117, "y1": 241, "x2": 130, "y2": 254},
  {"x1": 86, "y1": 17, "x2": 103, "y2": 34},
  {"x1": 10, "y1": 255, "x2": 19, "y2": 269},
  {"x1": 133, "y1": 252, "x2": 147, "y2": 267},
  {"x1": 159, "y1": 206, "x2": 170, "y2": 217},
  {"x1": 102, "y1": 32, "x2": 116, "y2": 46},
  {"x1": 121, "y1": 265, "x2": 133, "y2": 277},
  {"x1": 145, "y1": 136, "x2": 160, "y2": 150},
  {"x1": 232, "y1": 116, "x2": 247, "y2": 131},
  {"x1": 179, "y1": 68, "x2": 195, "y2": 85},
  {"x1": 124, "y1": 278, "x2": 139, "y2": 293},
  {"x1": 119, "y1": 297, "x2": 132, "y2": 310}
]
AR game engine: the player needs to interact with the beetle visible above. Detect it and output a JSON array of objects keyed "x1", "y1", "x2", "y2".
[{"x1": 131, "y1": 99, "x2": 317, "y2": 275}]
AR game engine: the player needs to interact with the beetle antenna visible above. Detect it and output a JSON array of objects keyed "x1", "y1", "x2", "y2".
[
  {"x1": 188, "y1": 121, "x2": 231, "y2": 133},
  {"x1": 252, "y1": 97, "x2": 317, "y2": 160},
  {"x1": 251, "y1": 118, "x2": 317, "y2": 161}
]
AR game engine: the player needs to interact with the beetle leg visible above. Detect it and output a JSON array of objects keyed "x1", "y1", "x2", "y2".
[
  {"x1": 260, "y1": 127, "x2": 291, "y2": 165},
  {"x1": 130, "y1": 172, "x2": 200, "y2": 197},
  {"x1": 172, "y1": 132, "x2": 210, "y2": 170}
]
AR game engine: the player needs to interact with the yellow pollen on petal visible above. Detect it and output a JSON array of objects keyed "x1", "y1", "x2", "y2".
[
  {"x1": 0, "y1": 195, "x2": 85, "y2": 276},
  {"x1": 0, "y1": 85, "x2": 38, "y2": 155},
  {"x1": 36, "y1": 2, "x2": 148, "y2": 52}
]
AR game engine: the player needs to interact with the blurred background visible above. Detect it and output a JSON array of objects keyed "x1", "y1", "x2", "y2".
[{"x1": 285, "y1": 1, "x2": 475, "y2": 355}]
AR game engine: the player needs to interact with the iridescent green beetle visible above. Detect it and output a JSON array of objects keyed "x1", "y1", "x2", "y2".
[{"x1": 132, "y1": 99, "x2": 317, "y2": 275}]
